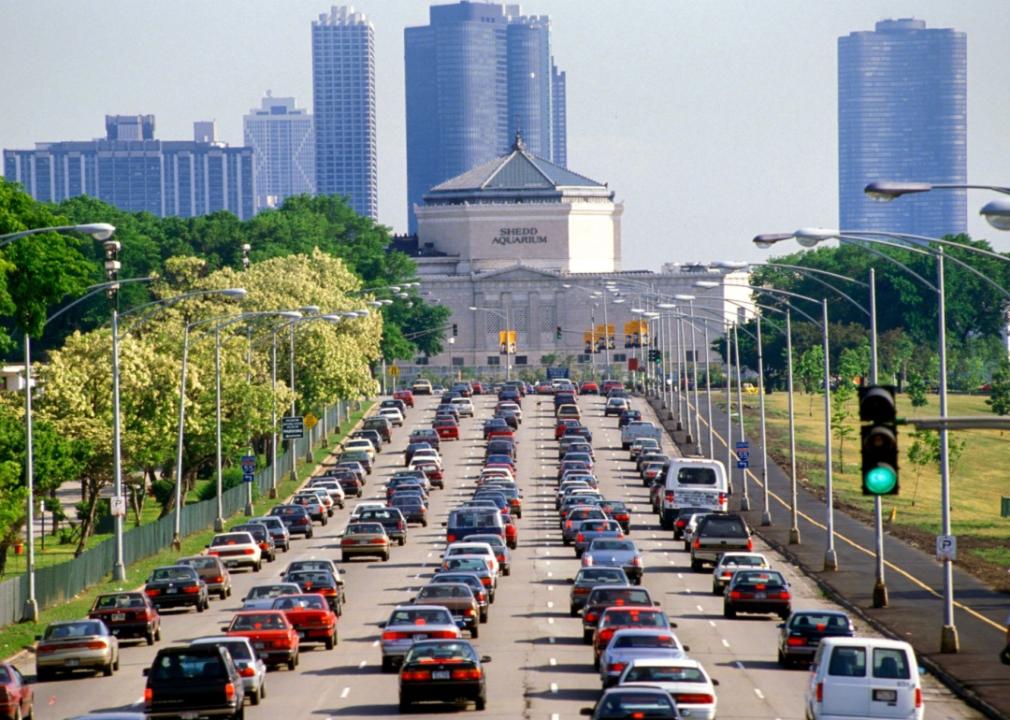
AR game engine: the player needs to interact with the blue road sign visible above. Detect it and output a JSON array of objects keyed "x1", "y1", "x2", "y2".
[
  {"x1": 242, "y1": 472, "x2": 255, "y2": 484},
  {"x1": 735, "y1": 440, "x2": 750, "y2": 469},
  {"x1": 240, "y1": 454, "x2": 256, "y2": 474}
]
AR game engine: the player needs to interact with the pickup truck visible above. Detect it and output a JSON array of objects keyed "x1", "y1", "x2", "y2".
[
  {"x1": 689, "y1": 513, "x2": 753, "y2": 571},
  {"x1": 621, "y1": 421, "x2": 662, "y2": 450}
]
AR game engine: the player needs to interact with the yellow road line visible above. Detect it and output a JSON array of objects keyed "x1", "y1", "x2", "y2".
[{"x1": 683, "y1": 398, "x2": 1006, "y2": 635}]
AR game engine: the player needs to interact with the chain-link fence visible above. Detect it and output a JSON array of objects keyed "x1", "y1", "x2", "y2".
[{"x1": 0, "y1": 400, "x2": 356, "y2": 629}]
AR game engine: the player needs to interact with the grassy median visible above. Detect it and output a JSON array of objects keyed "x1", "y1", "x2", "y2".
[{"x1": 0, "y1": 406, "x2": 369, "y2": 662}]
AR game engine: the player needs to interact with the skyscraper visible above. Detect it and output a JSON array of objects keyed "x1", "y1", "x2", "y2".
[
  {"x1": 243, "y1": 93, "x2": 315, "y2": 211},
  {"x1": 312, "y1": 5, "x2": 377, "y2": 220},
  {"x1": 404, "y1": 1, "x2": 567, "y2": 232},
  {"x1": 4, "y1": 115, "x2": 255, "y2": 219},
  {"x1": 551, "y1": 60, "x2": 567, "y2": 167},
  {"x1": 838, "y1": 18, "x2": 967, "y2": 238}
]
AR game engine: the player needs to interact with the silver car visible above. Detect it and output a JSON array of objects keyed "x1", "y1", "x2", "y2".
[
  {"x1": 379, "y1": 605, "x2": 461, "y2": 672},
  {"x1": 598, "y1": 628, "x2": 687, "y2": 688},
  {"x1": 36, "y1": 619, "x2": 120, "y2": 680},
  {"x1": 241, "y1": 583, "x2": 302, "y2": 610},
  {"x1": 574, "y1": 519, "x2": 624, "y2": 558},
  {"x1": 582, "y1": 538, "x2": 645, "y2": 585},
  {"x1": 190, "y1": 636, "x2": 267, "y2": 705}
]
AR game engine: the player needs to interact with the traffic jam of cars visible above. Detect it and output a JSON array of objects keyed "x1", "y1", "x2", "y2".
[{"x1": 14, "y1": 373, "x2": 928, "y2": 720}]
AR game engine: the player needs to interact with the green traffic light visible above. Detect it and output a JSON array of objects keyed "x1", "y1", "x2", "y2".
[{"x1": 865, "y1": 465, "x2": 897, "y2": 494}]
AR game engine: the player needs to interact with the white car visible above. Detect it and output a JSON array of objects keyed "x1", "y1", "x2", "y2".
[
  {"x1": 711, "y1": 552, "x2": 770, "y2": 595},
  {"x1": 618, "y1": 657, "x2": 718, "y2": 720},
  {"x1": 496, "y1": 401, "x2": 522, "y2": 422},
  {"x1": 410, "y1": 448, "x2": 443, "y2": 469},
  {"x1": 342, "y1": 439, "x2": 376, "y2": 458},
  {"x1": 207, "y1": 531, "x2": 263, "y2": 571},
  {"x1": 351, "y1": 501, "x2": 388, "y2": 519},
  {"x1": 443, "y1": 543, "x2": 500, "y2": 579},
  {"x1": 378, "y1": 407, "x2": 404, "y2": 426},
  {"x1": 308, "y1": 478, "x2": 347, "y2": 508},
  {"x1": 805, "y1": 637, "x2": 924, "y2": 720},
  {"x1": 241, "y1": 582, "x2": 302, "y2": 610},
  {"x1": 449, "y1": 397, "x2": 475, "y2": 417},
  {"x1": 191, "y1": 636, "x2": 268, "y2": 705}
]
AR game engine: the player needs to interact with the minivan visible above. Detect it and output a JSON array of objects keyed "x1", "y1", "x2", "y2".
[
  {"x1": 660, "y1": 458, "x2": 729, "y2": 528},
  {"x1": 804, "y1": 637, "x2": 924, "y2": 720}
]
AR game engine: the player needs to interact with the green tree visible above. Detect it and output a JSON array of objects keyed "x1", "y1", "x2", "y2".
[
  {"x1": 905, "y1": 371, "x2": 928, "y2": 408},
  {"x1": 795, "y1": 345, "x2": 824, "y2": 415},
  {"x1": 986, "y1": 358, "x2": 1010, "y2": 416}
]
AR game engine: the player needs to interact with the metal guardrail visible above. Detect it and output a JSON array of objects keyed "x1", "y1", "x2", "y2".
[{"x1": 0, "y1": 401, "x2": 353, "y2": 629}]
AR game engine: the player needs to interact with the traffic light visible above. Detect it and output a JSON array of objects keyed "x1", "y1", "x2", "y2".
[
  {"x1": 859, "y1": 385, "x2": 899, "y2": 495},
  {"x1": 649, "y1": 349, "x2": 661, "y2": 363},
  {"x1": 452, "y1": 323, "x2": 458, "y2": 337},
  {"x1": 556, "y1": 325, "x2": 562, "y2": 340}
]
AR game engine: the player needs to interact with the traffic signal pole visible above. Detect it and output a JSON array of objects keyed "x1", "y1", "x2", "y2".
[{"x1": 869, "y1": 268, "x2": 889, "y2": 609}]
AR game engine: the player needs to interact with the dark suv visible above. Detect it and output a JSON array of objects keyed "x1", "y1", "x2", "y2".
[
  {"x1": 690, "y1": 513, "x2": 752, "y2": 571},
  {"x1": 362, "y1": 415, "x2": 392, "y2": 443},
  {"x1": 144, "y1": 645, "x2": 244, "y2": 719}
]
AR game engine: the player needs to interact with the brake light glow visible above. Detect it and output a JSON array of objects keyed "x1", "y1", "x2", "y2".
[
  {"x1": 693, "y1": 538, "x2": 702, "y2": 549},
  {"x1": 631, "y1": 556, "x2": 643, "y2": 567},
  {"x1": 915, "y1": 687, "x2": 922, "y2": 708},
  {"x1": 730, "y1": 591, "x2": 742, "y2": 600},
  {"x1": 239, "y1": 665, "x2": 256, "y2": 677},
  {"x1": 383, "y1": 631, "x2": 410, "y2": 641},
  {"x1": 451, "y1": 668, "x2": 482, "y2": 680},
  {"x1": 576, "y1": 533, "x2": 584, "y2": 543},
  {"x1": 786, "y1": 636, "x2": 806, "y2": 646},
  {"x1": 224, "y1": 682, "x2": 235, "y2": 701},
  {"x1": 182, "y1": 585, "x2": 201, "y2": 594},
  {"x1": 674, "y1": 693, "x2": 715, "y2": 704},
  {"x1": 145, "y1": 588, "x2": 160, "y2": 596},
  {"x1": 401, "y1": 670, "x2": 431, "y2": 681},
  {"x1": 746, "y1": 538, "x2": 754, "y2": 551},
  {"x1": 607, "y1": 662, "x2": 626, "y2": 674},
  {"x1": 144, "y1": 688, "x2": 153, "y2": 706}
]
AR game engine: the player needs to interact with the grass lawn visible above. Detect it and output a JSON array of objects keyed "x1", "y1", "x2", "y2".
[
  {"x1": 723, "y1": 390, "x2": 1010, "y2": 585},
  {"x1": 0, "y1": 405, "x2": 370, "y2": 661}
]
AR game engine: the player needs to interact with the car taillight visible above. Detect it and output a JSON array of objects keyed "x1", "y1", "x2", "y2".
[
  {"x1": 915, "y1": 687, "x2": 922, "y2": 708},
  {"x1": 573, "y1": 586, "x2": 588, "y2": 595},
  {"x1": 369, "y1": 538, "x2": 387, "y2": 545},
  {"x1": 239, "y1": 665, "x2": 256, "y2": 677},
  {"x1": 432, "y1": 630, "x2": 459, "y2": 638},
  {"x1": 402, "y1": 670, "x2": 431, "y2": 681},
  {"x1": 565, "y1": 520, "x2": 573, "y2": 529},
  {"x1": 480, "y1": 577, "x2": 491, "y2": 586},
  {"x1": 746, "y1": 538, "x2": 754, "y2": 551},
  {"x1": 273, "y1": 639, "x2": 290, "y2": 649},
  {"x1": 585, "y1": 612, "x2": 598, "y2": 623},
  {"x1": 145, "y1": 588, "x2": 160, "y2": 596},
  {"x1": 598, "y1": 629, "x2": 614, "y2": 643},
  {"x1": 87, "y1": 640, "x2": 108, "y2": 650},
  {"x1": 213, "y1": 576, "x2": 224, "y2": 583},
  {"x1": 786, "y1": 636, "x2": 806, "y2": 646},
  {"x1": 224, "y1": 682, "x2": 236, "y2": 701},
  {"x1": 575, "y1": 533, "x2": 584, "y2": 543},
  {"x1": 447, "y1": 534, "x2": 457, "y2": 543},
  {"x1": 182, "y1": 585, "x2": 201, "y2": 594},
  {"x1": 144, "y1": 688, "x2": 153, "y2": 707},
  {"x1": 615, "y1": 513, "x2": 629, "y2": 521},
  {"x1": 693, "y1": 538, "x2": 702, "y2": 549},
  {"x1": 582, "y1": 555, "x2": 593, "y2": 566},
  {"x1": 631, "y1": 556, "x2": 643, "y2": 567},
  {"x1": 675, "y1": 693, "x2": 715, "y2": 704},
  {"x1": 451, "y1": 668, "x2": 482, "y2": 680},
  {"x1": 608, "y1": 662, "x2": 626, "y2": 674},
  {"x1": 462, "y1": 608, "x2": 475, "y2": 617},
  {"x1": 816, "y1": 681, "x2": 823, "y2": 703},
  {"x1": 382, "y1": 631, "x2": 410, "y2": 641},
  {"x1": 775, "y1": 591, "x2": 791, "y2": 600},
  {"x1": 341, "y1": 538, "x2": 357, "y2": 545},
  {"x1": 730, "y1": 591, "x2": 742, "y2": 600},
  {"x1": 718, "y1": 492, "x2": 727, "y2": 506},
  {"x1": 476, "y1": 591, "x2": 486, "y2": 603},
  {"x1": 297, "y1": 517, "x2": 310, "y2": 525}
]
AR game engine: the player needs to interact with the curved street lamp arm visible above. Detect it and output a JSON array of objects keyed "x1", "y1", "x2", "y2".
[
  {"x1": 852, "y1": 228, "x2": 1010, "y2": 268},
  {"x1": 44, "y1": 276, "x2": 154, "y2": 327},
  {"x1": 762, "y1": 262, "x2": 868, "y2": 288}
]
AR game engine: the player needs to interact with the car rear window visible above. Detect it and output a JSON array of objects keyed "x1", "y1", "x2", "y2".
[
  {"x1": 676, "y1": 467, "x2": 718, "y2": 485},
  {"x1": 95, "y1": 594, "x2": 145, "y2": 609},
  {"x1": 152, "y1": 652, "x2": 227, "y2": 681},
  {"x1": 45, "y1": 621, "x2": 103, "y2": 639},
  {"x1": 405, "y1": 642, "x2": 476, "y2": 664},
  {"x1": 390, "y1": 608, "x2": 454, "y2": 625},
  {"x1": 828, "y1": 646, "x2": 867, "y2": 677},
  {"x1": 698, "y1": 517, "x2": 748, "y2": 537},
  {"x1": 449, "y1": 510, "x2": 500, "y2": 528},
  {"x1": 625, "y1": 665, "x2": 704, "y2": 683},
  {"x1": 614, "y1": 634, "x2": 677, "y2": 649},
  {"x1": 151, "y1": 567, "x2": 197, "y2": 581},
  {"x1": 248, "y1": 585, "x2": 298, "y2": 599},
  {"x1": 591, "y1": 588, "x2": 651, "y2": 605},
  {"x1": 790, "y1": 613, "x2": 850, "y2": 631},
  {"x1": 872, "y1": 647, "x2": 910, "y2": 679}
]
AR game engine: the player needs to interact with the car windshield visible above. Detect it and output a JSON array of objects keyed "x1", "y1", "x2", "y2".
[
  {"x1": 614, "y1": 634, "x2": 678, "y2": 649},
  {"x1": 405, "y1": 642, "x2": 476, "y2": 664},
  {"x1": 151, "y1": 567, "x2": 196, "y2": 581},
  {"x1": 591, "y1": 540, "x2": 635, "y2": 552},
  {"x1": 272, "y1": 595, "x2": 327, "y2": 611},
  {"x1": 603, "y1": 610, "x2": 666, "y2": 627},
  {"x1": 790, "y1": 613, "x2": 850, "y2": 631},
  {"x1": 389, "y1": 608, "x2": 454, "y2": 625},
  {"x1": 248, "y1": 585, "x2": 297, "y2": 599},
  {"x1": 180, "y1": 557, "x2": 218, "y2": 569},
  {"x1": 599, "y1": 691, "x2": 676, "y2": 715},
  {"x1": 151, "y1": 652, "x2": 227, "y2": 681},
  {"x1": 735, "y1": 571, "x2": 785, "y2": 586},
  {"x1": 45, "y1": 621, "x2": 102, "y2": 639},
  {"x1": 577, "y1": 569, "x2": 626, "y2": 584},
  {"x1": 211, "y1": 534, "x2": 252, "y2": 546},
  {"x1": 625, "y1": 665, "x2": 705, "y2": 683},
  {"x1": 95, "y1": 594, "x2": 145, "y2": 609},
  {"x1": 230, "y1": 613, "x2": 287, "y2": 631},
  {"x1": 591, "y1": 589, "x2": 651, "y2": 605}
]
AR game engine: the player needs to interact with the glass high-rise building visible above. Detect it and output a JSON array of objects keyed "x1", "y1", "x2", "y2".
[
  {"x1": 244, "y1": 93, "x2": 315, "y2": 212},
  {"x1": 838, "y1": 18, "x2": 967, "y2": 238},
  {"x1": 3, "y1": 115, "x2": 255, "y2": 219},
  {"x1": 312, "y1": 5, "x2": 377, "y2": 220},
  {"x1": 404, "y1": 1, "x2": 567, "y2": 232}
]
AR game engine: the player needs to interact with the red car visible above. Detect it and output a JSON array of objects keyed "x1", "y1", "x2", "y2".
[
  {"x1": 0, "y1": 663, "x2": 33, "y2": 720},
  {"x1": 536, "y1": 382, "x2": 554, "y2": 395},
  {"x1": 503, "y1": 513, "x2": 519, "y2": 549},
  {"x1": 579, "y1": 381, "x2": 599, "y2": 395},
  {"x1": 602, "y1": 380, "x2": 624, "y2": 394},
  {"x1": 434, "y1": 418, "x2": 459, "y2": 440},
  {"x1": 88, "y1": 591, "x2": 162, "y2": 645},
  {"x1": 393, "y1": 390, "x2": 415, "y2": 408},
  {"x1": 592, "y1": 606, "x2": 672, "y2": 668},
  {"x1": 225, "y1": 610, "x2": 300, "y2": 670},
  {"x1": 555, "y1": 418, "x2": 581, "y2": 440},
  {"x1": 471, "y1": 382, "x2": 484, "y2": 395},
  {"x1": 272, "y1": 593, "x2": 338, "y2": 650}
]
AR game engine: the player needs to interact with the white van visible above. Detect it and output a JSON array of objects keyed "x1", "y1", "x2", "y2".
[
  {"x1": 660, "y1": 458, "x2": 729, "y2": 528},
  {"x1": 804, "y1": 637, "x2": 924, "y2": 720}
]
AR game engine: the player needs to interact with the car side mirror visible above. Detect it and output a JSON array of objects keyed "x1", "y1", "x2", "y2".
[
  {"x1": 654, "y1": 600, "x2": 661, "y2": 606},
  {"x1": 441, "y1": 522, "x2": 447, "y2": 527},
  {"x1": 222, "y1": 625, "x2": 231, "y2": 632},
  {"x1": 579, "y1": 709, "x2": 594, "y2": 717},
  {"x1": 377, "y1": 621, "x2": 386, "y2": 628},
  {"x1": 480, "y1": 655, "x2": 492, "y2": 663},
  {"x1": 143, "y1": 668, "x2": 150, "y2": 676},
  {"x1": 670, "y1": 622, "x2": 678, "y2": 628},
  {"x1": 683, "y1": 644, "x2": 690, "y2": 652},
  {"x1": 711, "y1": 678, "x2": 719, "y2": 686}
]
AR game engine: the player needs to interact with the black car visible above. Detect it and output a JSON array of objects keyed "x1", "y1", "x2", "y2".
[
  {"x1": 362, "y1": 415, "x2": 392, "y2": 442},
  {"x1": 724, "y1": 569, "x2": 791, "y2": 620},
  {"x1": 144, "y1": 645, "x2": 244, "y2": 720},
  {"x1": 777, "y1": 610, "x2": 854, "y2": 667},
  {"x1": 144, "y1": 565, "x2": 209, "y2": 612},
  {"x1": 356, "y1": 507, "x2": 408, "y2": 545},
  {"x1": 269, "y1": 504, "x2": 314, "y2": 538},
  {"x1": 569, "y1": 567, "x2": 629, "y2": 616},
  {"x1": 326, "y1": 471, "x2": 363, "y2": 497},
  {"x1": 582, "y1": 687, "x2": 681, "y2": 720},
  {"x1": 562, "y1": 426, "x2": 593, "y2": 443},
  {"x1": 482, "y1": 417, "x2": 511, "y2": 439},
  {"x1": 398, "y1": 640, "x2": 489, "y2": 712},
  {"x1": 391, "y1": 494, "x2": 428, "y2": 526},
  {"x1": 618, "y1": 409, "x2": 642, "y2": 428}
]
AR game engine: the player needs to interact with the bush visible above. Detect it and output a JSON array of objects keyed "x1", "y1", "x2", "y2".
[{"x1": 196, "y1": 468, "x2": 245, "y2": 502}]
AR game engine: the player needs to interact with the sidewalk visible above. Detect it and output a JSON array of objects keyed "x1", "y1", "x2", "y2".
[{"x1": 649, "y1": 395, "x2": 1010, "y2": 720}]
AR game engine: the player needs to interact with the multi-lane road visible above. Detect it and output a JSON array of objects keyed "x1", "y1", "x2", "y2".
[{"x1": 26, "y1": 390, "x2": 981, "y2": 719}]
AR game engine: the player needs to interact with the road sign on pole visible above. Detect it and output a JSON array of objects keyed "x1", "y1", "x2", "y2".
[
  {"x1": 281, "y1": 416, "x2": 304, "y2": 439},
  {"x1": 110, "y1": 496, "x2": 127, "y2": 517},
  {"x1": 936, "y1": 535, "x2": 957, "y2": 562},
  {"x1": 240, "y1": 454, "x2": 256, "y2": 474},
  {"x1": 242, "y1": 473, "x2": 255, "y2": 484},
  {"x1": 303, "y1": 412, "x2": 318, "y2": 430},
  {"x1": 735, "y1": 441, "x2": 750, "y2": 469},
  {"x1": 389, "y1": 365, "x2": 400, "y2": 377}
]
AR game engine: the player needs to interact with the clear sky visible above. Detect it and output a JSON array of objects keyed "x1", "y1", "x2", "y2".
[{"x1": 3, "y1": 1, "x2": 1008, "y2": 269}]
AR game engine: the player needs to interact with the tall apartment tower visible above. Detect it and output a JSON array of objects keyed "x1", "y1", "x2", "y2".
[
  {"x1": 404, "y1": 1, "x2": 567, "y2": 232},
  {"x1": 551, "y1": 61, "x2": 567, "y2": 167},
  {"x1": 243, "y1": 93, "x2": 315, "y2": 211},
  {"x1": 838, "y1": 18, "x2": 967, "y2": 238},
  {"x1": 311, "y1": 6, "x2": 377, "y2": 220}
]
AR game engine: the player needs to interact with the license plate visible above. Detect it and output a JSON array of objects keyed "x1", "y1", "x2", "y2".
[
  {"x1": 180, "y1": 713, "x2": 198, "y2": 720},
  {"x1": 754, "y1": 592, "x2": 766, "y2": 599},
  {"x1": 254, "y1": 642, "x2": 265, "y2": 649},
  {"x1": 65, "y1": 659, "x2": 80, "y2": 667},
  {"x1": 167, "y1": 586, "x2": 176, "y2": 593},
  {"x1": 414, "y1": 634, "x2": 428, "y2": 641},
  {"x1": 298, "y1": 631, "x2": 306, "y2": 639},
  {"x1": 111, "y1": 613, "x2": 126, "y2": 622},
  {"x1": 432, "y1": 670, "x2": 450, "y2": 680},
  {"x1": 873, "y1": 689, "x2": 898, "y2": 703}
]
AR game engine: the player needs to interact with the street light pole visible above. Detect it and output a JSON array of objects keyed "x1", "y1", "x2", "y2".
[
  {"x1": 733, "y1": 324, "x2": 749, "y2": 511},
  {"x1": 756, "y1": 315, "x2": 771, "y2": 526},
  {"x1": 21, "y1": 332, "x2": 37, "y2": 621},
  {"x1": 821, "y1": 298, "x2": 838, "y2": 571},
  {"x1": 869, "y1": 267, "x2": 888, "y2": 606},
  {"x1": 105, "y1": 241, "x2": 127, "y2": 582},
  {"x1": 785, "y1": 310, "x2": 800, "y2": 544},
  {"x1": 935, "y1": 248, "x2": 958, "y2": 652},
  {"x1": 214, "y1": 326, "x2": 225, "y2": 532}
]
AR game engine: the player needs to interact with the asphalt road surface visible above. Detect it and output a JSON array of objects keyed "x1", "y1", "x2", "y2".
[{"x1": 25, "y1": 391, "x2": 982, "y2": 720}]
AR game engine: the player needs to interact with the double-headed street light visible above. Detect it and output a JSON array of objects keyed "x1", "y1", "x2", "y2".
[{"x1": 469, "y1": 305, "x2": 513, "y2": 380}]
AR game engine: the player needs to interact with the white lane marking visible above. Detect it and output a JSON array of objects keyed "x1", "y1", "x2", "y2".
[
  {"x1": 696, "y1": 604, "x2": 704, "y2": 612},
  {"x1": 547, "y1": 585, "x2": 554, "y2": 592},
  {"x1": 708, "y1": 620, "x2": 717, "y2": 628},
  {"x1": 685, "y1": 588, "x2": 691, "y2": 594},
  {"x1": 550, "y1": 682, "x2": 559, "y2": 694},
  {"x1": 372, "y1": 639, "x2": 379, "y2": 646},
  {"x1": 677, "y1": 573, "x2": 683, "y2": 579},
  {"x1": 548, "y1": 617, "x2": 555, "y2": 624},
  {"x1": 549, "y1": 657, "x2": 557, "y2": 666},
  {"x1": 754, "y1": 688, "x2": 765, "y2": 700},
  {"x1": 547, "y1": 571, "x2": 553, "y2": 578},
  {"x1": 547, "y1": 601, "x2": 554, "y2": 608},
  {"x1": 551, "y1": 713, "x2": 560, "y2": 720},
  {"x1": 340, "y1": 687, "x2": 350, "y2": 699},
  {"x1": 722, "y1": 639, "x2": 731, "y2": 648},
  {"x1": 358, "y1": 660, "x2": 367, "y2": 668},
  {"x1": 134, "y1": 696, "x2": 144, "y2": 705}
]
